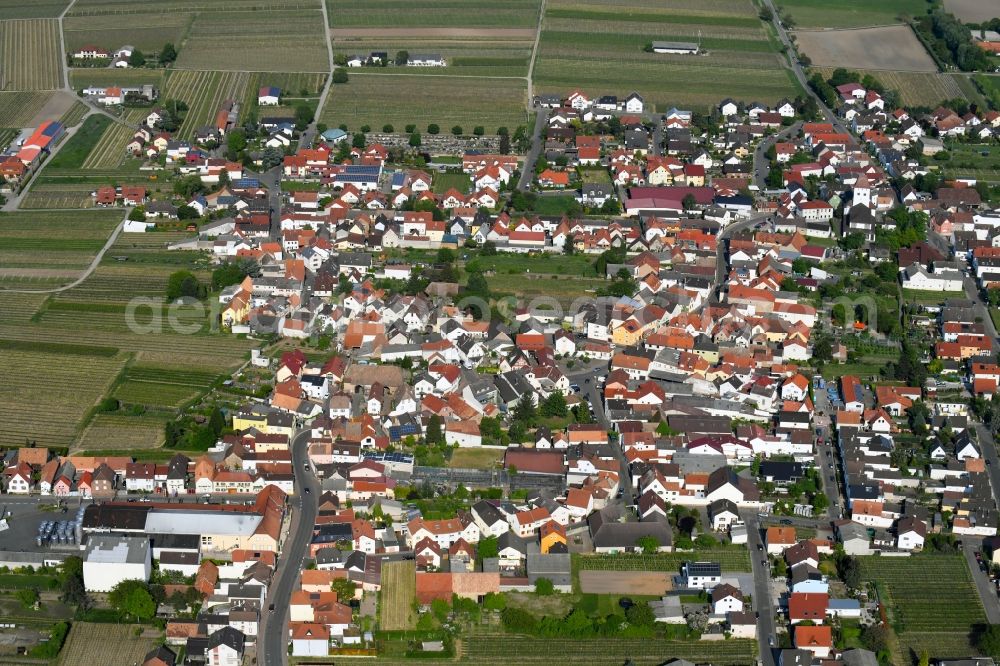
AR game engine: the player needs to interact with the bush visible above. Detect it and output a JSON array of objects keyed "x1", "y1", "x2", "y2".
[{"x1": 332, "y1": 69, "x2": 348, "y2": 84}]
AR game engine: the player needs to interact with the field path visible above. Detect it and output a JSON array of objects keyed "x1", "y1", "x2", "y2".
[
  {"x1": 526, "y1": 0, "x2": 546, "y2": 105},
  {"x1": 0, "y1": 217, "x2": 125, "y2": 293}
]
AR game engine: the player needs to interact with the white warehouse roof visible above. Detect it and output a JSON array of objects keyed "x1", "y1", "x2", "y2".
[
  {"x1": 84, "y1": 535, "x2": 149, "y2": 565},
  {"x1": 144, "y1": 510, "x2": 262, "y2": 537}
]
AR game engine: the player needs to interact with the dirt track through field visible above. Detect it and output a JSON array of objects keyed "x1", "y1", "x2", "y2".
[
  {"x1": 795, "y1": 25, "x2": 937, "y2": 72},
  {"x1": 331, "y1": 27, "x2": 536, "y2": 38}
]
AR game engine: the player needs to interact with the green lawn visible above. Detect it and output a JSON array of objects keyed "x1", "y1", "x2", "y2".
[
  {"x1": 902, "y1": 288, "x2": 962, "y2": 305},
  {"x1": 432, "y1": 171, "x2": 472, "y2": 194},
  {"x1": 46, "y1": 115, "x2": 112, "y2": 170},
  {"x1": 447, "y1": 447, "x2": 505, "y2": 469},
  {"x1": 465, "y1": 251, "x2": 598, "y2": 277},
  {"x1": 578, "y1": 168, "x2": 611, "y2": 184},
  {"x1": 531, "y1": 194, "x2": 580, "y2": 216},
  {"x1": 573, "y1": 548, "x2": 752, "y2": 573}
]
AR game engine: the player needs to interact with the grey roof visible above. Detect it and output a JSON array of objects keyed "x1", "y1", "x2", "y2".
[
  {"x1": 84, "y1": 535, "x2": 149, "y2": 565},
  {"x1": 526, "y1": 553, "x2": 571, "y2": 586}
]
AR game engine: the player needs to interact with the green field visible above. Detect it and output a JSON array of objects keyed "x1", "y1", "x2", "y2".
[
  {"x1": 432, "y1": 172, "x2": 472, "y2": 194},
  {"x1": 776, "y1": 0, "x2": 929, "y2": 28},
  {"x1": 64, "y1": 12, "x2": 191, "y2": 54},
  {"x1": 69, "y1": 67, "x2": 167, "y2": 91},
  {"x1": 0, "y1": 210, "x2": 121, "y2": 278},
  {"x1": 320, "y1": 73, "x2": 528, "y2": 133},
  {"x1": 858, "y1": 555, "x2": 985, "y2": 664},
  {"x1": 939, "y1": 142, "x2": 1000, "y2": 183},
  {"x1": 327, "y1": 0, "x2": 542, "y2": 27},
  {"x1": 46, "y1": 115, "x2": 112, "y2": 170},
  {"x1": 465, "y1": 252, "x2": 598, "y2": 277},
  {"x1": 534, "y1": 0, "x2": 799, "y2": 109}
]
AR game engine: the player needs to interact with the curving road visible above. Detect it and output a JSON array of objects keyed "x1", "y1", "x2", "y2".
[{"x1": 258, "y1": 429, "x2": 318, "y2": 666}]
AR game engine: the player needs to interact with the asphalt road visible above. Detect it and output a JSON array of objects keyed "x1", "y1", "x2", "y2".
[
  {"x1": 752, "y1": 121, "x2": 801, "y2": 191},
  {"x1": 258, "y1": 429, "x2": 318, "y2": 666},
  {"x1": 964, "y1": 545, "x2": 1000, "y2": 623},
  {"x1": 744, "y1": 513, "x2": 777, "y2": 666},
  {"x1": 516, "y1": 109, "x2": 550, "y2": 192}
]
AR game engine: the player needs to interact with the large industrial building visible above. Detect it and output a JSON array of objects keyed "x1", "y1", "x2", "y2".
[
  {"x1": 82, "y1": 535, "x2": 151, "y2": 592},
  {"x1": 81, "y1": 486, "x2": 286, "y2": 555}
]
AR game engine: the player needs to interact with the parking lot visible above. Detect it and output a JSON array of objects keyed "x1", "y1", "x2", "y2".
[{"x1": 0, "y1": 498, "x2": 88, "y2": 554}]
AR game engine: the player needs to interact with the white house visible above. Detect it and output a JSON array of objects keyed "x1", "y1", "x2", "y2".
[
  {"x1": 258, "y1": 86, "x2": 280, "y2": 106},
  {"x1": 82, "y1": 535, "x2": 151, "y2": 592},
  {"x1": 900, "y1": 263, "x2": 964, "y2": 292},
  {"x1": 895, "y1": 517, "x2": 925, "y2": 551},
  {"x1": 711, "y1": 584, "x2": 744, "y2": 614},
  {"x1": 624, "y1": 92, "x2": 644, "y2": 113}
]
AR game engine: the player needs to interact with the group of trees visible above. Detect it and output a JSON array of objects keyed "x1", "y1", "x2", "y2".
[
  {"x1": 165, "y1": 406, "x2": 226, "y2": 450},
  {"x1": 166, "y1": 270, "x2": 204, "y2": 301},
  {"x1": 917, "y1": 11, "x2": 993, "y2": 72}
]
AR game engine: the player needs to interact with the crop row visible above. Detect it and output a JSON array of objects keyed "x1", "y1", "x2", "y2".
[{"x1": 0, "y1": 19, "x2": 62, "y2": 91}]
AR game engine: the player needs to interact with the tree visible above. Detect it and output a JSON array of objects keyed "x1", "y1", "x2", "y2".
[
  {"x1": 261, "y1": 146, "x2": 283, "y2": 170},
  {"x1": 451, "y1": 125, "x2": 463, "y2": 136},
  {"x1": 208, "y1": 406, "x2": 225, "y2": 436},
  {"x1": 294, "y1": 104, "x2": 313, "y2": 131},
  {"x1": 473, "y1": 126, "x2": 485, "y2": 136},
  {"x1": 395, "y1": 50, "x2": 409, "y2": 66},
  {"x1": 382, "y1": 124, "x2": 394, "y2": 132},
  {"x1": 837, "y1": 554, "x2": 861, "y2": 589},
  {"x1": 682, "y1": 194, "x2": 697, "y2": 210},
  {"x1": 128, "y1": 49, "x2": 146, "y2": 68},
  {"x1": 173, "y1": 174, "x2": 205, "y2": 199},
  {"x1": 159, "y1": 43, "x2": 177, "y2": 65},
  {"x1": 333, "y1": 53, "x2": 347, "y2": 66},
  {"x1": 861, "y1": 623, "x2": 890, "y2": 654},
  {"x1": 166, "y1": 270, "x2": 201, "y2": 301},
  {"x1": 15, "y1": 588, "x2": 39, "y2": 609},
  {"x1": 408, "y1": 132, "x2": 421, "y2": 147},
  {"x1": 977, "y1": 624, "x2": 1000, "y2": 658},
  {"x1": 626, "y1": 601, "x2": 655, "y2": 627},
  {"x1": 564, "y1": 233, "x2": 575, "y2": 254},
  {"x1": 212, "y1": 258, "x2": 258, "y2": 290},
  {"x1": 477, "y1": 535, "x2": 499, "y2": 560},
  {"x1": 466, "y1": 271, "x2": 490, "y2": 298},
  {"x1": 534, "y1": 577, "x2": 554, "y2": 595},
  {"x1": 426, "y1": 414, "x2": 443, "y2": 444},
  {"x1": 352, "y1": 132, "x2": 367, "y2": 149},
  {"x1": 636, "y1": 535, "x2": 660, "y2": 554},
  {"x1": 109, "y1": 580, "x2": 156, "y2": 622},
  {"x1": 540, "y1": 391, "x2": 567, "y2": 418},
  {"x1": 128, "y1": 206, "x2": 146, "y2": 221},
  {"x1": 226, "y1": 128, "x2": 247, "y2": 158},
  {"x1": 427, "y1": 123, "x2": 440, "y2": 135},
  {"x1": 331, "y1": 69, "x2": 348, "y2": 84},
  {"x1": 513, "y1": 393, "x2": 536, "y2": 425},
  {"x1": 331, "y1": 578, "x2": 357, "y2": 602}
]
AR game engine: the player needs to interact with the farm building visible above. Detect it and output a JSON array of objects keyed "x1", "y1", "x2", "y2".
[
  {"x1": 258, "y1": 87, "x2": 281, "y2": 106},
  {"x1": 407, "y1": 54, "x2": 445, "y2": 67},
  {"x1": 83, "y1": 535, "x2": 151, "y2": 592},
  {"x1": 652, "y1": 41, "x2": 699, "y2": 55}
]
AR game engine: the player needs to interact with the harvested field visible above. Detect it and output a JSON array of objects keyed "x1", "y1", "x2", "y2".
[
  {"x1": 320, "y1": 73, "x2": 528, "y2": 133},
  {"x1": 794, "y1": 26, "x2": 936, "y2": 72},
  {"x1": 379, "y1": 561, "x2": 417, "y2": 630},
  {"x1": 332, "y1": 27, "x2": 536, "y2": 38},
  {"x1": 20, "y1": 184, "x2": 96, "y2": 210},
  {"x1": 578, "y1": 570, "x2": 672, "y2": 595},
  {"x1": 812, "y1": 67, "x2": 966, "y2": 106},
  {"x1": 0, "y1": 19, "x2": 63, "y2": 90},
  {"x1": 943, "y1": 0, "x2": 1000, "y2": 23}
]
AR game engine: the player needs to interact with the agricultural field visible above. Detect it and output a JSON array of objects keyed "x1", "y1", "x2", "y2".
[
  {"x1": 82, "y1": 121, "x2": 135, "y2": 169},
  {"x1": 111, "y1": 363, "x2": 218, "y2": 409},
  {"x1": 0, "y1": 91, "x2": 57, "y2": 127},
  {"x1": 67, "y1": 0, "x2": 320, "y2": 14},
  {"x1": 69, "y1": 67, "x2": 166, "y2": 91},
  {"x1": 858, "y1": 555, "x2": 985, "y2": 664},
  {"x1": 944, "y1": 0, "x2": 1000, "y2": 23},
  {"x1": 573, "y1": 549, "x2": 752, "y2": 573},
  {"x1": 161, "y1": 69, "x2": 254, "y2": 139},
  {"x1": 57, "y1": 623, "x2": 158, "y2": 666},
  {"x1": 812, "y1": 67, "x2": 966, "y2": 107},
  {"x1": 795, "y1": 26, "x2": 936, "y2": 72},
  {"x1": 0, "y1": 19, "x2": 63, "y2": 90},
  {"x1": 0, "y1": 348, "x2": 125, "y2": 448},
  {"x1": 776, "y1": 0, "x2": 929, "y2": 28},
  {"x1": 64, "y1": 12, "x2": 191, "y2": 54},
  {"x1": 333, "y1": 39, "x2": 532, "y2": 78},
  {"x1": 0, "y1": 210, "x2": 121, "y2": 282},
  {"x1": 47, "y1": 115, "x2": 112, "y2": 170},
  {"x1": 174, "y1": 10, "x2": 328, "y2": 72},
  {"x1": 534, "y1": 0, "x2": 798, "y2": 110},
  {"x1": 321, "y1": 73, "x2": 528, "y2": 133},
  {"x1": 0, "y1": 127, "x2": 18, "y2": 150},
  {"x1": 939, "y1": 142, "x2": 1000, "y2": 183},
  {"x1": 0, "y1": 293, "x2": 47, "y2": 324},
  {"x1": 20, "y1": 183, "x2": 97, "y2": 210},
  {"x1": 0, "y1": 0, "x2": 71, "y2": 19},
  {"x1": 462, "y1": 630, "x2": 756, "y2": 665},
  {"x1": 379, "y1": 560, "x2": 418, "y2": 630},
  {"x1": 74, "y1": 412, "x2": 168, "y2": 451},
  {"x1": 60, "y1": 102, "x2": 90, "y2": 128},
  {"x1": 327, "y1": 0, "x2": 542, "y2": 28}
]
